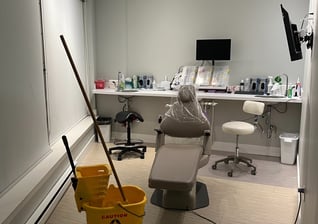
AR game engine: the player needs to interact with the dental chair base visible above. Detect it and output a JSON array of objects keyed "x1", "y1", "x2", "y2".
[{"x1": 150, "y1": 182, "x2": 208, "y2": 210}]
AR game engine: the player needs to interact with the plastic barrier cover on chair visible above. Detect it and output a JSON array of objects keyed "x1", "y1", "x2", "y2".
[{"x1": 165, "y1": 85, "x2": 210, "y2": 125}]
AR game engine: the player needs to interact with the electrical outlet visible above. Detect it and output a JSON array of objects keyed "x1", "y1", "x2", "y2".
[{"x1": 298, "y1": 188, "x2": 305, "y2": 193}]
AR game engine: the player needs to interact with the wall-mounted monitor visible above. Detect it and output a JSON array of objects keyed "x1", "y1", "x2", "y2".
[
  {"x1": 196, "y1": 39, "x2": 231, "y2": 63},
  {"x1": 280, "y1": 4, "x2": 303, "y2": 61}
]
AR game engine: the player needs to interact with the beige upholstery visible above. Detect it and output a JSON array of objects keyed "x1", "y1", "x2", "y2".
[
  {"x1": 148, "y1": 85, "x2": 211, "y2": 210},
  {"x1": 222, "y1": 121, "x2": 255, "y2": 135},
  {"x1": 149, "y1": 144, "x2": 203, "y2": 191},
  {"x1": 212, "y1": 100, "x2": 265, "y2": 177},
  {"x1": 243, "y1": 100, "x2": 265, "y2": 115}
]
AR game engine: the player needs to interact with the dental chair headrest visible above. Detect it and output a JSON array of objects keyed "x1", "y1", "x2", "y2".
[
  {"x1": 160, "y1": 85, "x2": 210, "y2": 137},
  {"x1": 178, "y1": 85, "x2": 196, "y2": 103}
]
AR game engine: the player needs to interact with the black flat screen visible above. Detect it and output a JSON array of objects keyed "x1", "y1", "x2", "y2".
[
  {"x1": 196, "y1": 39, "x2": 231, "y2": 61},
  {"x1": 280, "y1": 4, "x2": 302, "y2": 61}
]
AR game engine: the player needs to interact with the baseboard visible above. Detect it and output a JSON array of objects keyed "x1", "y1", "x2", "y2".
[
  {"x1": 111, "y1": 132, "x2": 280, "y2": 157},
  {"x1": 27, "y1": 168, "x2": 73, "y2": 224},
  {"x1": 111, "y1": 131, "x2": 156, "y2": 144},
  {"x1": 0, "y1": 117, "x2": 94, "y2": 224},
  {"x1": 211, "y1": 141, "x2": 281, "y2": 157}
]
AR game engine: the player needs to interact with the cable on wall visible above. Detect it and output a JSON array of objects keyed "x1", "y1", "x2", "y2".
[{"x1": 293, "y1": 188, "x2": 305, "y2": 224}]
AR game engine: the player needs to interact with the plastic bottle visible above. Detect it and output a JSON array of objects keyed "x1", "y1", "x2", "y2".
[
  {"x1": 132, "y1": 75, "x2": 137, "y2": 89},
  {"x1": 244, "y1": 78, "x2": 250, "y2": 91},
  {"x1": 117, "y1": 72, "x2": 125, "y2": 91},
  {"x1": 295, "y1": 77, "x2": 301, "y2": 97},
  {"x1": 240, "y1": 80, "x2": 244, "y2": 92},
  {"x1": 152, "y1": 80, "x2": 157, "y2": 89},
  {"x1": 287, "y1": 83, "x2": 294, "y2": 98},
  {"x1": 267, "y1": 76, "x2": 273, "y2": 95}
]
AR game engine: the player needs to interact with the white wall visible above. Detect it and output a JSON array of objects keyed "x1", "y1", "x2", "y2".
[
  {"x1": 94, "y1": 0, "x2": 305, "y2": 157},
  {"x1": 299, "y1": 0, "x2": 318, "y2": 222},
  {"x1": 0, "y1": 0, "x2": 50, "y2": 196},
  {"x1": 95, "y1": 0, "x2": 308, "y2": 85},
  {"x1": 95, "y1": 0, "x2": 127, "y2": 78},
  {"x1": 0, "y1": 0, "x2": 96, "y2": 223},
  {"x1": 42, "y1": 0, "x2": 88, "y2": 144}
]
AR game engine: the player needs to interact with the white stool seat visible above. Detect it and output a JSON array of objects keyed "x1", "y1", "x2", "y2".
[{"x1": 222, "y1": 121, "x2": 255, "y2": 135}]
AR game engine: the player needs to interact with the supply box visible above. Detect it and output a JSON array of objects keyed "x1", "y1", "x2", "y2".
[
  {"x1": 95, "y1": 80, "x2": 105, "y2": 89},
  {"x1": 279, "y1": 133, "x2": 299, "y2": 165}
]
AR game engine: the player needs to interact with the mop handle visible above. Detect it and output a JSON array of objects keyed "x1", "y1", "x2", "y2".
[
  {"x1": 62, "y1": 135, "x2": 77, "y2": 178},
  {"x1": 59, "y1": 35, "x2": 127, "y2": 202}
]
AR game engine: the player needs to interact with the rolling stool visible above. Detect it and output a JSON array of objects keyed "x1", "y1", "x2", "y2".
[
  {"x1": 109, "y1": 111, "x2": 147, "y2": 160},
  {"x1": 212, "y1": 100, "x2": 265, "y2": 177}
]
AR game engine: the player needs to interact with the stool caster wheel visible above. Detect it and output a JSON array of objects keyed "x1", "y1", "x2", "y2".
[
  {"x1": 212, "y1": 164, "x2": 217, "y2": 170},
  {"x1": 118, "y1": 157, "x2": 122, "y2": 161},
  {"x1": 227, "y1": 171, "x2": 233, "y2": 177},
  {"x1": 140, "y1": 154, "x2": 145, "y2": 159},
  {"x1": 251, "y1": 170, "x2": 256, "y2": 175}
]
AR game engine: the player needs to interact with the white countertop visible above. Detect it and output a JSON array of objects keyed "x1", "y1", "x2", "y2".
[{"x1": 93, "y1": 88, "x2": 302, "y2": 103}]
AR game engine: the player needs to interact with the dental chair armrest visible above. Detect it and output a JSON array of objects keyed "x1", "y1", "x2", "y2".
[
  {"x1": 203, "y1": 130, "x2": 211, "y2": 136},
  {"x1": 202, "y1": 130, "x2": 212, "y2": 155},
  {"x1": 154, "y1": 128, "x2": 165, "y2": 151},
  {"x1": 154, "y1": 128, "x2": 163, "y2": 134}
]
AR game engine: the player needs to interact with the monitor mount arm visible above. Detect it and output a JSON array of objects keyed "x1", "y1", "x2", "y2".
[
  {"x1": 298, "y1": 29, "x2": 313, "y2": 49},
  {"x1": 298, "y1": 12, "x2": 314, "y2": 49}
]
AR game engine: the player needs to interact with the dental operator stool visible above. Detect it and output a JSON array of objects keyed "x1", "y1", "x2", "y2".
[{"x1": 212, "y1": 100, "x2": 265, "y2": 177}]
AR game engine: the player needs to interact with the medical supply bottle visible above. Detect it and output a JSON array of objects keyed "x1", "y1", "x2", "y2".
[
  {"x1": 295, "y1": 77, "x2": 301, "y2": 97},
  {"x1": 132, "y1": 75, "x2": 138, "y2": 89},
  {"x1": 287, "y1": 83, "x2": 295, "y2": 98},
  {"x1": 240, "y1": 80, "x2": 244, "y2": 91},
  {"x1": 267, "y1": 76, "x2": 273, "y2": 95},
  {"x1": 244, "y1": 78, "x2": 250, "y2": 91},
  {"x1": 117, "y1": 72, "x2": 125, "y2": 91}
]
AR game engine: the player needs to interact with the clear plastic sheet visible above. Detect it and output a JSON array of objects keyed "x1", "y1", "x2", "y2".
[{"x1": 165, "y1": 85, "x2": 210, "y2": 125}]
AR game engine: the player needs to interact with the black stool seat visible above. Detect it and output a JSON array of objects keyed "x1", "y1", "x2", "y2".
[
  {"x1": 109, "y1": 111, "x2": 147, "y2": 160},
  {"x1": 115, "y1": 111, "x2": 143, "y2": 123}
]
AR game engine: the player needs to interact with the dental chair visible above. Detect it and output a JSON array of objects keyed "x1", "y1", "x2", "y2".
[
  {"x1": 212, "y1": 100, "x2": 265, "y2": 177},
  {"x1": 148, "y1": 85, "x2": 212, "y2": 210}
]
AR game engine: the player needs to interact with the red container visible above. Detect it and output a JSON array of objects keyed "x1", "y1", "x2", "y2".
[{"x1": 95, "y1": 80, "x2": 105, "y2": 89}]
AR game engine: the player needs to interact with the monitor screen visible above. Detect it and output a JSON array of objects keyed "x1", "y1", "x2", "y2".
[
  {"x1": 280, "y1": 4, "x2": 302, "y2": 61},
  {"x1": 196, "y1": 39, "x2": 231, "y2": 61}
]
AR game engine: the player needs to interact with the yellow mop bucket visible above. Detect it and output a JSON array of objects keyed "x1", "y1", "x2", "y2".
[
  {"x1": 83, "y1": 184, "x2": 147, "y2": 224},
  {"x1": 74, "y1": 164, "x2": 112, "y2": 211}
]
